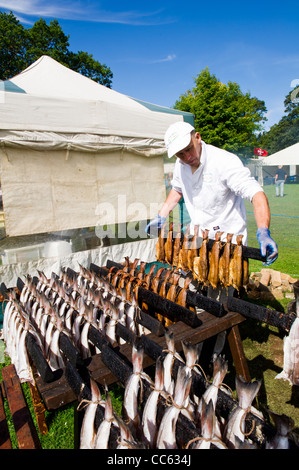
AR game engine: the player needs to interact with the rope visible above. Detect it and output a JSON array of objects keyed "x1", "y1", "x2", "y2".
[
  {"x1": 239, "y1": 408, "x2": 256, "y2": 437},
  {"x1": 186, "y1": 435, "x2": 228, "y2": 449},
  {"x1": 77, "y1": 396, "x2": 105, "y2": 411},
  {"x1": 164, "y1": 393, "x2": 194, "y2": 420}
]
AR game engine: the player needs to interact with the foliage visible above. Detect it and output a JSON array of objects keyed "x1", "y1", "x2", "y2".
[
  {"x1": 258, "y1": 86, "x2": 299, "y2": 154},
  {"x1": 0, "y1": 11, "x2": 113, "y2": 87},
  {"x1": 174, "y1": 67, "x2": 267, "y2": 157}
]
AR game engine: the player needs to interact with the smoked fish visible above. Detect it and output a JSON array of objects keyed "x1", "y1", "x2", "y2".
[
  {"x1": 193, "y1": 229, "x2": 209, "y2": 285},
  {"x1": 208, "y1": 231, "x2": 224, "y2": 289},
  {"x1": 219, "y1": 233, "x2": 233, "y2": 289}
]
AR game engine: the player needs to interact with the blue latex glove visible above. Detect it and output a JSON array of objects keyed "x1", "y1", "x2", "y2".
[
  {"x1": 145, "y1": 213, "x2": 166, "y2": 236},
  {"x1": 256, "y1": 227, "x2": 278, "y2": 266}
]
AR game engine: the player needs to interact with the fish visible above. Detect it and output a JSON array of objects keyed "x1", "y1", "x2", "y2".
[
  {"x1": 275, "y1": 298, "x2": 299, "y2": 386},
  {"x1": 177, "y1": 225, "x2": 190, "y2": 273},
  {"x1": 197, "y1": 355, "x2": 228, "y2": 437},
  {"x1": 172, "y1": 224, "x2": 182, "y2": 267},
  {"x1": 193, "y1": 229, "x2": 209, "y2": 285},
  {"x1": 142, "y1": 356, "x2": 165, "y2": 448},
  {"x1": 3, "y1": 291, "x2": 18, "y2": 343},
  {"x1": 48, "y1": 314, "x2": 65, "y2": 370},
  {"x1": 156, "y1": 223, "x2": 166, "y2": 263},
  {"x1": 137, "y1": 261, "x2": 146, "y2": 281},
  {"x1": 176, "y1": 276, "x2": 192, "y2": 309},
  {"x1": 157, "y1": 270, "x2": 173, "y2": 324},
  {"x1": 164, "y1": 222, "x2": 174, "y2": 265},
  {"x1": 44, "y1": 310, "x2": 56, "y2": 358},
  {"x1": 156, "y1": 366, "x2": 192, "y2": 449},
  {"x1": 229, "y1": 234, "x2": 244, "y2": 292},
  {"x1": 80, "y1": 379, "x2": 105, "y2": 449},
  {"x1": 208, "y1": 231, "x2": 224, "y2": 289},
  {"x1": 225, "y1": 376, "x2": 262, "y2": 447},
  {"x1": 115, "y1": 416, "x2": 140, "y2": 449},
  {"x1": 123, "y1": 345, "x2": 152, "y2": 437},
  {"x1": 105, "y1": 303, "x2": 120, "y2": 347},
  {"x1": 219, "y1": 233, "x2": 233, "y2": 289},
  {"x1": 265, "y1": 410, "x2": 294, "y2": 449},
  {"x1": 192, "y1": 399, "x2": 227, "y2": 449},
  {"x1": 144, "y1": 264, "x2": 156, "y2": 289},
  {"x1": 94, "y1": 390, "x2": 116, "y2": 449},
  {"x1": 243, "y1": 257, "x2": 249, "y2": 288},
  {"x1": 158, "y1": 269, "x2": 172, "y2": 299},
  {"x1": 187, "y1": 225, "x2": 199, "y2": 272},
  {"x1": 8, "y1": 313, "x2": 35, "y2": 385},
  {"x1": 162, "y1": 330, "x2": 184, "y2": 396},
  {"x1": 151, "y1": 267, "x2": 165, "y2": 294},
  {"x1": 166, "y1": 272, "x2": 180, "y2": 303},
  {"x1": 181, "y1": 340, "x2": 202, "y2": 413},
  {"x1": 125, "y1": 293, "x2": 138, "y2": 335}
]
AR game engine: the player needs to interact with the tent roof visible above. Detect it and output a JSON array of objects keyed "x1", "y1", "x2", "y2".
[
  {"x1": 0, "y1": 56, "x2": 194, "y2": 142},
  {"x1": 259, "y1": 142, "x2": 299, "y2": 166}
]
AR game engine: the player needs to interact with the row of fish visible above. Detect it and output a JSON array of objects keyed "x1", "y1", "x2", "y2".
[
  {"x1": 106, "y1": 257, "x2": 192, "y2": 326},
  {"x1": 156, "y1": 224, "x2": 249, "y2": 292},
  {"x1": 2, "y1": 263, "x2": 152, "y2": 381},
  {"x1": 79, "y1": 336, "x2": 295, "y2": 449}
]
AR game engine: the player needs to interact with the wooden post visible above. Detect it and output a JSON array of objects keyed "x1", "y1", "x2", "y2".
[{"x1": 227, "y1": 324, "x2": 251, "y2": 382}]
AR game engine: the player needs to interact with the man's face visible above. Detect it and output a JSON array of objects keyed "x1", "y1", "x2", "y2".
[{"x1": 175, "y1": 132, "x2": 202, "y2": 170}]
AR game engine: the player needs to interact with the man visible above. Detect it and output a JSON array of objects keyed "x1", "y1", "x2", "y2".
[
  {"x1": 275, "y1": 165, "x2": 288, "y2": 197},
  {"x1": 146, "y1": 121, "x2": 278, "y2": 267},
  {"x1": 145, "y1": 121, "x2": 278, "y2": 363}
]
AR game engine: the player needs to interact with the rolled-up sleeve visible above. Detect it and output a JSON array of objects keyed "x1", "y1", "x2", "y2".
[
  {"x1": 171, "y1": 161, "x2": 183, "y2": 194},
  {"x1": 223, "y1": 154, "x2": 264, "y2": 202}
]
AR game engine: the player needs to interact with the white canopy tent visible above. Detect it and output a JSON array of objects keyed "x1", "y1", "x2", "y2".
[
  {"x1": 0, "y1": 56, "x2": 194, "y2": 286},
  {"x1": 259, "y1": 142, "x2": 299, "y2": 180},
  {"x1": 259, "y1": 142, "x2": 299, "y2": 166}
]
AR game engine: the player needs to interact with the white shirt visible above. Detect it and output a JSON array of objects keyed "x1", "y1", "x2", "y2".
[{"x1": 171, "y1": 141, "x2": 263, "y2": 245}]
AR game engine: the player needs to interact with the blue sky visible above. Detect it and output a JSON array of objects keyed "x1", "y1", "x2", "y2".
[{"x1": 1, "y1": 0, "x2": 299, "y2": 131}]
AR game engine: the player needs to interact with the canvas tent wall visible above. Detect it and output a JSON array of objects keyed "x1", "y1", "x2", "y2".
[{"x1": 0, "y1": 56, "x2": 194, "y2": 286}]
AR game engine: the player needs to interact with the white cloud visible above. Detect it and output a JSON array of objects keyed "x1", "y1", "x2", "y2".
[
  {"x1": 153, "y1": 54, "x2": 177, "y2": 63},
  {"x1": 0, "y1": 0, "x2": 174, "y2": 25}
]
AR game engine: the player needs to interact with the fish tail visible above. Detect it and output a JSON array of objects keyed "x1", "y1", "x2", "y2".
[
  {"x1": 165, "y1": 330, "x2": 175, "y2": 353},
  {"x1": 212, "y1": 355, "x2": 228, "y2": 386},
  {"x1": 155, "y1": 356, "x2": 164, "y2": 390},
  {"x1": 182, "y1": 340, "x2": 200, "y2": 369},
  {"x1": 236, "y1": 376, "x2": 261, "y2": 410},
  {"x1": 90, "y1": 378, "x2": 102, "y2": 403}
]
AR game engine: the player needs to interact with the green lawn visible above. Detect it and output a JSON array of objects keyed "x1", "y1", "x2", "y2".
[{"x1": 245, "y1": 183, "x2": 299, "y2": 278}]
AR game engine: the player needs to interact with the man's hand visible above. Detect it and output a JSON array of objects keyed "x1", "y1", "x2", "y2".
[
  {"x1": 256, "y1": 227, "x2": 278, "y2": 266},
  {"x1": 145, "y1": 214, "x2": 166, "y2": 236}
]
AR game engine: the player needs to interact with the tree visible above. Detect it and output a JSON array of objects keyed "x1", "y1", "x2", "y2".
[
  {"x1": 174, "y1": 67, "x2": 267, "y2": 157},
  {"x1": 0, "y1": 11, "x2": 113, "y2": 87},
  {"x1": 0, "y1": 11, "x2": 28, "y2": 79},
  {"x1": 25, "y1": 18, "x2": 70, "y2": 66},
  {"x1": 258, "y1": 86, "x2": 299, "y2": 154}
]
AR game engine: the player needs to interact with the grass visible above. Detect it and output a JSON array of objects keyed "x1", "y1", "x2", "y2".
[{"x1": 245, "y1": 183, "x2": 299, "y2": 278}]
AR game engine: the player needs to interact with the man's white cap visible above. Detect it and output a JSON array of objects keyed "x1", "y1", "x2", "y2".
[{"x1": 164, "y1": 121, "x2": 195, "y2": 158}]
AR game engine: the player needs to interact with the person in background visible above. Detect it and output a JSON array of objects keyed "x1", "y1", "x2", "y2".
[{"x1": 275, "y1": 165, "x2": 288, "y2": 197}]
